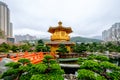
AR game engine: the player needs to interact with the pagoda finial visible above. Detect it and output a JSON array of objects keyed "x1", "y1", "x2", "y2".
[{"x1": 58, "y1": 21, "x2": 62, "y2": 26}]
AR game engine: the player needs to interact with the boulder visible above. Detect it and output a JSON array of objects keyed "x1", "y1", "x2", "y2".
[{"x1": 0, "y1": 58, "x2": 13, "y2": 74}]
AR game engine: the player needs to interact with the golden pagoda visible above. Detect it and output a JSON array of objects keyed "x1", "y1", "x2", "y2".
[{"x1": 46, "y1": 21, "x2": 74, "y2": 53}]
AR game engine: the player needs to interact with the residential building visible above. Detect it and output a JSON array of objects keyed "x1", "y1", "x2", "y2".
[
  {"x1": 102, "y1": 23, "x2": 120, "y2": 42},
  {"x1": 0, "y1": 1, "x2": 13, "y2": 38},
  {"x1": 15, "y1": 34, "x2": 37, "y2": 43},
  {"x1": 8, "y1": 22, "x2": 13, "y2": 37}
]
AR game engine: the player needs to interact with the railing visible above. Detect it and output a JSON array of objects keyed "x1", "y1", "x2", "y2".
[
  {"x1": 0, "y1": 52, "x2": 56, "y2": 64},
  {"x1": 58, "y1": 53, "x2": 88, "y2": 58}
]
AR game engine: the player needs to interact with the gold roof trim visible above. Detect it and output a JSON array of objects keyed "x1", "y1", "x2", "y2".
[{"x1": 48, "y1": 21, "x2": 73, "y2": 34}]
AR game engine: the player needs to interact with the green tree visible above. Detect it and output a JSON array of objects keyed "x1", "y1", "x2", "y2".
[
  {"x1": 73, "y1": 43, "x2": 87, "y2": 53},
  {"x1": 35, "y1": 39, "x2": 50, "y2": 52},
  {"x1": 105, "y1": 42, "x2": 117, "y2": 52},
  {"x1": 1, "y1": 58, "x2": 31, "y2": 80},
  {"x1": 77, "y1": 54, "x2": 120, "y2": 80},
  {"x1": 1, "y1": 55, "x2": 64, "y2": 80},
  {"x1": 0, "y1": 29, "x2": 5, "y2": 38},
  {"x1": 77, "y1": 69, "x2": 106, "y2": 80},
  {"x1": 11, "y1": 45, "x2": 19, "y2": 52},
  {"x1": 56, "y1": 44, "x2": 69, "y2": 54},
  {"x1": 0, "y1": 43, "x2": 11, "y2": 52},
  {"x1": 30, "y1": 55, "x2": 64, "y2": 80},
  {"x1": 73, "y1": 42, "x2": 120, "y2": 53},
  {"x1": 19, "y1": 44, "x2": 31, "y2": 52}
]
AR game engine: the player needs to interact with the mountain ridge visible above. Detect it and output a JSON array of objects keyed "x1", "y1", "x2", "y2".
[
  {"x1": 40, "y1": 36, "x2": 102, "y2": 43},
  {"x1": 70, "y1": 36, "x2": 102, "y2": 43}
]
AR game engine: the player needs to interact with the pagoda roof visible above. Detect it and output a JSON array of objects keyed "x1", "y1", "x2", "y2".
[{"x1": 48, "y1": 21, "x2": 73, "y2": 34}]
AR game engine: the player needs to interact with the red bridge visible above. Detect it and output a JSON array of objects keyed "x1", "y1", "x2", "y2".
[{"x1": 0, "y1": 52, "x2": 55, "y2": 64}]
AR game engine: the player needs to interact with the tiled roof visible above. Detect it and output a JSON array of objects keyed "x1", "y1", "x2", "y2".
[
  {"x1": 46, "y1": 41, "x2": 75, "y2": 45},
  {"x1": 48, "y1": 22, "x2": 73, "y2": 34}
]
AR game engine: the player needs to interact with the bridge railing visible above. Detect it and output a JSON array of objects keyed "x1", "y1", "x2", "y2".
[{"x1": 0, "y1": 52, "x2": 56, "y2": 64}]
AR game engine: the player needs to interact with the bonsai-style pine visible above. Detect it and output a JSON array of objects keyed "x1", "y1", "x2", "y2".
[
  {"x1": 56, "y1": 44, "x2": 69, "y2": 54},
  {"x1": 77, "y1": 54, "x2": 120, "y2": 80},
  {"x1": 1, "y1": 55, "x2": 64, "y2": 80}
]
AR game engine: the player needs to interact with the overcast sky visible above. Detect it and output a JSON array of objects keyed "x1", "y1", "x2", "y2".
[{"x1": 1, "y1": 0, "x2": 120, "y2": 38}]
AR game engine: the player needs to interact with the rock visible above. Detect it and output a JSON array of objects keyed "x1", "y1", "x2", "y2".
[
  {"x1": 64, "y1": 74, "x2": 77, "y2": 80},
  {"x1": 0, "y1": 58, "x2": 13, "y2": 74}
]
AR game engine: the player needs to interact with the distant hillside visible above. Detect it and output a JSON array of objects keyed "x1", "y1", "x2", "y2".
[
  {"x1": 35, "y1": 38, "x2": 50, "y2": 42},
  {"x1": 70, "y1": 36, "x2": 102, "y2": 43},
  {"x1": 91, "y1": 36, "x2": 102, "y2": 40},
  {"x1": 38, "y1": 36, "x2": 102, "y2": 43}
]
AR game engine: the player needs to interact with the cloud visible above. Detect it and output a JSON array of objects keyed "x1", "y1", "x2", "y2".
[
  {"x1": 2, "y1": 0, "x2": 120, "y2": 38},
  {"x1": 13, "y1": 28, "x2": 50, "y2": 38}
]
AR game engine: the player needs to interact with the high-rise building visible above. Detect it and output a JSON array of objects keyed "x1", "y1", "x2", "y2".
[
  {"x1": 0, "y1": 1, "x2": 12, "y2": 38},
  {"x1": 15, "y1": 34, "x2": 37, "y2": 43},
  {"x1": 102, "y1": 23, "x2": 120, "y2": 42},
  {"x1": 8, "y1": 22, "x2": 13, "y2": 37}
]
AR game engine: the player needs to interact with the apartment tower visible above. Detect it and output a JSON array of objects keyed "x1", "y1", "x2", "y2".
[{"x1": 0, "y1": 1, "x2": 12, "y2": 38}]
